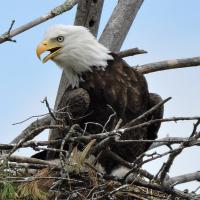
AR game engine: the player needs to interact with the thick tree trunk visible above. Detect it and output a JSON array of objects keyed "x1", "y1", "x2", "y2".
[{"x1": 99, "y1": 0, "x2": 144, "y2": 51}]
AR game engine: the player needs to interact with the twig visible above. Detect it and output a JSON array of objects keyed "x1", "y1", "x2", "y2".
[
  {"x1": 191, "y1": 120, "x2": 200, "y2": 137},
  {"x1": 114, "y1": 118, "x2": 123, "y2": 130},
  {"x1": 58, "y1": 124, "x2": 79, "y2": 192},
  {"x1": 102, "y1": 105, "x2": 116, "y2": 132},
  {"x1": 123, "y1": 97, "x2": 171, "y2": 128},
  {"x1": 0, "y1": 139, "x2": 63, "y2": 150},
  {"x1": 6, "y1": 162, "x2": 52, "y2": 170},
  {"x1": 148, "y1": 136, "x2": 199, "y2": 150},
  {"x1": 1, "y1": 176, "x2": 83, "y2": 184},
  {"x1": 109, "y1": 184, "x2": 129, "y2": 196},
  {"x1": 0, "y1": 0, "x2": 79, "y2": 44},
  {"x1": 117, "y1": 48, "x2": 147, "y2": 58},
  {"x1": 83, "y1": 122, "x2": 104, "y2": 135},
  {"x1": 115, "y1": 138, "x2": 199, "y2": 146},
  {"x1": 2, "y1": 20, "x2": 16, "y2": 42},
  {"x1": 10, "y1": 115, "x2": 51, "y2": 144},
  {"x1": 12, "y1": 113, "x2": 49, "y2": 125},
  {"x1": 32, "y1": 146, "x2": 67, "y2": 154},
  {"x1": 159, "y1": 121, "x2": 200, "y2": 183},
  {"x1": 121, "y1": 116, "x2": 200, "y2": 134},
  {"x1": 138, "y1": 135, "x2": 199, "y2": 167},
  {"x1": 104, "y1": 173, "x2": 194, "y2": 199},
  {"x1": 133, "y1": 178, "x2": 197, "y2": 200},
  {"x1": 92, "y1": 136, "x2": 115, "y2": 154},
  {"x1": 194, "y1": 185, "x2": 200, "y2": 193},
  {"x1": 42, "y1": 97, "x2": 62, "y2": 123},
  {"x1": 7, "y1": 124, "x2": 68, "y2": 157},
  {"x1": 6, "y1": 155, "x2": 58, "y2": 167}
]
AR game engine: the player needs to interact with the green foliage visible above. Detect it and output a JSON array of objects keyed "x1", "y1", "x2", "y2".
[
  {"x1": 0, "y1": 159, "x2": 48, "y2": 200},
  {"x1": 0, "y1": 181, "x2": 18, "y2": 200}
]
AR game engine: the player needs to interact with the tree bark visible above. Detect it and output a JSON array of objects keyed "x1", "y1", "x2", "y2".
[
  {"x1": 99, "y1": 0, "x2": 144, "y2": 51},
  {"x1": 137, "y1": 56, "x2": 200, "y2": 74}
]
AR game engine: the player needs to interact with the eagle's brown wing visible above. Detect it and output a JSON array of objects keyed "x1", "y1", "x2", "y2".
[
  {"x1": 145, "y1": 93, "x2": 164, "y2": 150},
  {"x1": 80, "y1": 53, "x2": 151, "y2": 173}
]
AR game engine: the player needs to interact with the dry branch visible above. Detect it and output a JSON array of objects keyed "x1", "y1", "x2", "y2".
[
  {"x1": 148, "y1": 136, "x2": 200, "y2": 150},
  {"x1": 8, "y1": 124, "x2": 68, "y2": 157},
  {"x1": 123, "y1": 116, "x2": 200, "y2": 133},
  {"x1": 164, "y1": 172, "x2": 200, "y2": 187},
  {"x1": 159, "y1": 121, "x2": 200, "y2": 183},
  {"x1": 7, "y1": 162, "x2": 51, "y2": 170},
  {"x1": 7, "y1": 155, "x2": 57, "y2": 167},
  {"x1": 123, "y1": 97, "x2": 171, "y2": 128},
  {"x1": 10, "y1": 116, "x2": 51, "y2": 144},
  {"x1": 115, "y1": 137, "x2": 200, "y2": 147},
  {"x1": 117, "y1": 48, "x2": 147, "y2": 58},
  {"x1": 0, "y1": 0, "x2": 79, "y2": 44},
  {"x1": 1, "y1": 137, "x2": 199, "y2": 152},
  {"x1": 137, "y1": 56, "x2": 200, "y2": 74}
]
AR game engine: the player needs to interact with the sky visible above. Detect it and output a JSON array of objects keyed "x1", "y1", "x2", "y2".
[{"x1": 1, "y1": 0, "x2": 200, "y2": 191}]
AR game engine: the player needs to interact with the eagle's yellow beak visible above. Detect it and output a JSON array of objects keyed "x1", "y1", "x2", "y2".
[{"x1": 36, "y1": 40, "x2": 62, "y2": 63}]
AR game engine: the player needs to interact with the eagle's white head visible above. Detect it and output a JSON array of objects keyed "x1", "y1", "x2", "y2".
[{"x1": 36, "y1": 25, "x2": 113, "y2": 88}]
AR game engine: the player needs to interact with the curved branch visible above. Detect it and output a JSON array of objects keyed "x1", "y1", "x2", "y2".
[
  {"x1": 8, "y1": 155, "x2": 57, "y2": 166},
  {"x1": 122, "y1": 116, "x2": 200, "y2": 133},
  {"x1": 8, "y1": 124, "x2": 68, "y2": 157},
  {"x1": 137, "y1": 56, "x2": 200, "y2": 74},
  {"x1": 148, "y1": 137, "x2": 200, "y2": 150},
  {"x1": 10, "y1": 116, "x2": 51, "y2": 144},
  {"x1": 164, "y1": 172, "x2": 200, "y2": 187},
  {"x1": 123, "y1": 97, "x2": 171, "y2": 128},
  {"x1": 0, "y1": 0, "x2": 79, "y2": 44}
]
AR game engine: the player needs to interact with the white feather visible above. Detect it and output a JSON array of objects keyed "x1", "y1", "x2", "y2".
[
  {"x1": 111, "y1": 166, "x2": 130, "y2": 178},
  {"x1": 43, "y1": 25, "x2": 113, "y2": 88}
]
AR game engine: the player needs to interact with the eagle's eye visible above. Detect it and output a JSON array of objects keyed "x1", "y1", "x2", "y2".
[{"x1": 56, "y1": 36, "x2": 64, "y2": 42}]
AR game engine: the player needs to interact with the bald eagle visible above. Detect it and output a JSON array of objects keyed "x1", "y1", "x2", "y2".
[{"x1": 35, "y1": 25, "x2": 163, "y2": 174}]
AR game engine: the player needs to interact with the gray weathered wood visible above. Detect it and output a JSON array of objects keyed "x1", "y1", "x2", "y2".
[
  {"x1": 74, "y1": 0, "x2": 104, "y2": 37},
  {"x1": 163, "y1": 172, "x2": 200, "y2": 188},
  {"x1": 99, "y1": 0, "x2": 144, "y2": 51},
  {"x1": 0, "y1": 0, "x2": 79, "y2": 44},
  {"x1": 137, "y1": 56, "x2": 200, "y2": 74}
]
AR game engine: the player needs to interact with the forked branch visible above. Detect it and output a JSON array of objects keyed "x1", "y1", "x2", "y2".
[{"x1": 0, "y1": 0, "x2": 79, "y2": 44}]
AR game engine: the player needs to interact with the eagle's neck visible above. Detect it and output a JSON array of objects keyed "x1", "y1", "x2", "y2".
[{"x1": 54, "y1": 40, "x2": 113, "y2": 88}]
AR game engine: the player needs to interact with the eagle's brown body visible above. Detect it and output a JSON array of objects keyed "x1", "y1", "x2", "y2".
[
  {"x1": 33, "y1": 52, "x2": 163, "y2": 174},
  {"x1": 65, "y1": 53, "x2": 163, "y2": 173},
  {"x1": 72, "y1": 53, "x2": 149, "y2": 173}
]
